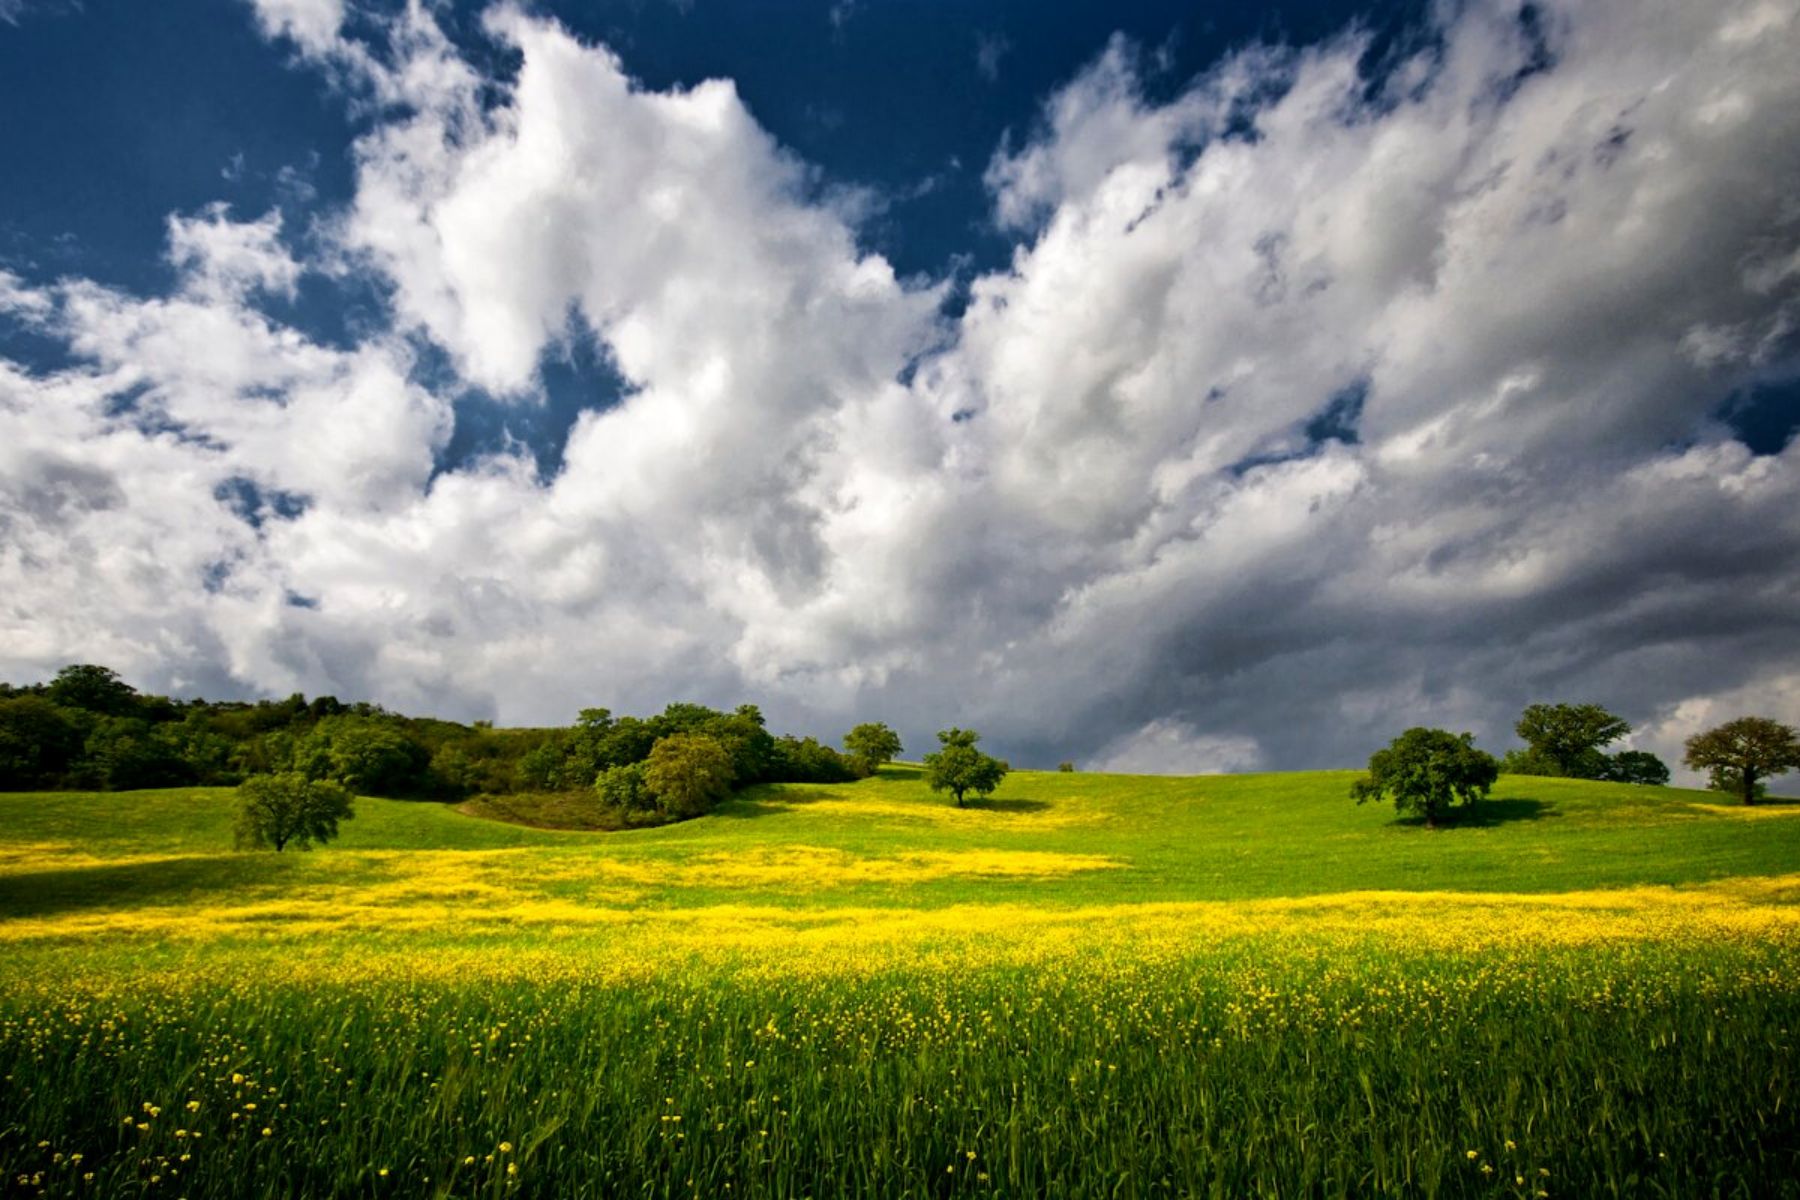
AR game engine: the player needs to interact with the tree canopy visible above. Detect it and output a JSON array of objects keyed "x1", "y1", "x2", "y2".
[
  {"x1": 1513, "y1": 703, "x2": 1631, "y2": 778},
  {"x1": 922, "y1": 729, "x2": 1009, "y2": 808},
  {"x1": 1351, "y1": 728, "x2": 1499, "y2": 828},
  {"x1": 1684, "y1": 717, "x2": 1800, "y2": 806},
  {"x1": 234, "y1": 772, "x2": 354, "y2": 852},
  {"x1": 843, "y1": 722, "x2": 903, "y2": 776},
  {"x1": 642, "y1": 733, "x2": 737, "y2": 818}
]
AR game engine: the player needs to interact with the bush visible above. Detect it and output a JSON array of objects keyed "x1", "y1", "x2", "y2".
[{"x1": 595, "y1": 762, "x2": 654, "y2": 812}]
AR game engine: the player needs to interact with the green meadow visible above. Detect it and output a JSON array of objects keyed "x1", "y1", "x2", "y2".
[{"x1": 4, "y1": 770, "x2": 1799, "y2": 1197}]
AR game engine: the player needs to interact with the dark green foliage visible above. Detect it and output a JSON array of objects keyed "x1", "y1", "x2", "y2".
[
  {"x1": 1504, "y1": 741, "x2": 1670, "y2": 786},
  {"x1": 233, "y1": 772, "x2": 354, "y2": 851},
  {"x1": 45, "y1": 663, "x2": 140, "y2": 717},
  {"x1": 770, "y1": 736, "x2": 860, "y2": 783},
  {"x1": 1058, "y1": 761, "x2": 1076, "y2": 772},
  {"x1": 1685, "y1": 716, "x2": 1800, "y2": 806},
  {"x1": 594, "y1": 761, "x2": 653, "y2": 812},
  {"x1": 1513, "y1": 703, "x2": 1631, "y2": 779},
  {"x1": 1499, "y1": 746, "x2": 1565, "y2": 777},
  {"x1": 1351, "y1": 728, "x2": 1499, "y2": 827},
  {"x1": 642, "y1": 733, "x2": 736, "y2": 817},
  {"x1": 1, "y1": 663, "x2": 942, "y2": 817},
  {"x1": 922, "y1": 728, "x2": 1010, "y2": 807},
  {"x1": 842, "y1": 722, "x2": 903, "y2": 776},
  {"x1": 0, "y1": 696, "x2": 84, "y2": 789},
  {"x1": 76, "y1": 718, "x2": 196, "y2": 791},
  {"x1": 296, "y1": 716, "x2": 430, "y2": 796},
  {"x1": 1604, "y1": 749, "x2": 1671, "y2": 785}
]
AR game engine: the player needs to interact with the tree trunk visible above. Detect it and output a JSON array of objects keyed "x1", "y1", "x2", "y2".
[{"x1": 1744, "y1": 770, "x2": 1758, "y2": 806}]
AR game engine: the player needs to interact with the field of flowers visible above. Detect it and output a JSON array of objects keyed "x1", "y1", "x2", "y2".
[{"x1": 3, "y1": 770, "x2": 1799, "y2": 1197}]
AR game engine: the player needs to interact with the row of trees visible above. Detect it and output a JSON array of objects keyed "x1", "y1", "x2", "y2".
[
  {"x1": 0, "y1": 665, "x2": 913, "y2": 808},
  {"x1": 1354, "y1": 704, "x2": 1800, "y2": 826}
]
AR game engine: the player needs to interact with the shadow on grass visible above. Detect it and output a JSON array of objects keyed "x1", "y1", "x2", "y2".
[
  {"x1": 957, "y1": 797, "x2": 1053, "y2": 814},
  {"x1": 1389, "y1": 797, "x2": 1560, "y2": 829},
  {"x1": 0, "y1": 855, "x2": 271, "y2": 919}
]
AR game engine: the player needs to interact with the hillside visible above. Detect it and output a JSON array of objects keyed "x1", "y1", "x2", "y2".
[
  {"x1": 4, "y1": 768, "x2": 1797, "y2": 955},
  {"x1": 6, "y1": 768, "x2": 1800, "y2": 1198}
]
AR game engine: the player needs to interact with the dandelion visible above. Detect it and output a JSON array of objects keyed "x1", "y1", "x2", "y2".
[
  {"x1": 261, "y1": 1127, "x2": 273, "y2": 1137},
  {"x1": 498, "y1": 1141, "x2": 513, "y2": 1153}
]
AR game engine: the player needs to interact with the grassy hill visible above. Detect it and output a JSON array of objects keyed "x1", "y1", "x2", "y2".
[
  {"x1": 3, "y1": 768, "x2": 1796, "y2": 935},
  {"x1": 4, "y1": 769, "x2": 1798, "y2": 1198}
]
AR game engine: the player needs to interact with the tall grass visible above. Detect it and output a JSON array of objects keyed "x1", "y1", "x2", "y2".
[{"x1": 3, "y1": 938, "x2": 1796, "y2": 1198}]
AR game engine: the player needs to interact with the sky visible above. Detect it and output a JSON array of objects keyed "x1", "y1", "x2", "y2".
[{"x1": 2, "y1": 0, "x2": 1799, "y2": 783}]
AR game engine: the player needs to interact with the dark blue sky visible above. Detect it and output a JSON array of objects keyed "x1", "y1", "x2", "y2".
[
  {"x1": 0, "y1": 0, "x2": 1468, "y2": 473},
  {"x1": 5, "y1": 0, "x2": 1791, "y2": 471}
]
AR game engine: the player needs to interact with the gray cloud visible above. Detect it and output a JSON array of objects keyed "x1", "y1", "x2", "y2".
[{"x1": 3, "y1": 0, "x2": 1800, "y2": 793}]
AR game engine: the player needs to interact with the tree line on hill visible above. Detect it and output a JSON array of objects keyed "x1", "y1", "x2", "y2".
[
  {"x1": 0, "y1": 664, "x2": 916, "y2": 826},
  {"x1": 1355, "y1": 701, "x2": 1800, "y2": 827}
]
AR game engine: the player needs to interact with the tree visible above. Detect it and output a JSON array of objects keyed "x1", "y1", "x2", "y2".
[
  {"x1": 1350, "y1": 728, "x2": 1499, "y2": 828},
  {"x1": 922, "y1": 728, "x2": 1009, "y2": 808},
  {"x1": 234, "y1": 772, "x2": 354, "y2": 852},
  {"x1": 771, "y1": 736, "x2": 860, "y2": 783},
  {"x1": 299, "y1": 717, "x2": 429, "y2": 796},
  {"x1": 46, "y1": 664, "x2": 140, "y2": 717},
  {"x1": 842, "y1": 722, "x2": 903, "y2": 776},
  {"x1": 1604, "y1": 750, "x2": 1670, "y2": 786},
  {"x1": 595, "y1": 761, "x2": 653, "y2": 812},
  {"x1": 1513, "y1": 703, "x2": 1631, "y2": 778},
  {"x1": 0, "y1": 695, "x2": 84, "y2": 789},
  {"x1": 1684, "y1": 717, "x2": 1800, "y2": 806},
  {"x1": 78, "y1": 717, "x2": 195, "y2": 790},
  {"x1": 642, "y1": 733, "x2": 736, "y2": 818}
]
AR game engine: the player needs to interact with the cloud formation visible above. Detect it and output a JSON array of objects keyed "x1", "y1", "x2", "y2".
[{"x1": 4, "y1": 0, "x2": 1800, "y2": 785}]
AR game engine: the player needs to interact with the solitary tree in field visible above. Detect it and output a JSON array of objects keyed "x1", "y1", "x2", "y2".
[
  {"x1": 842, "y1": 722, "x2": 903, "y2": 776},
  {"x1": 1513, "y1": 703, "x2": 1631, "y2": 778},
  {"x1": 1684, "y1": 717, "x2": 1800, "y2": 806},
  {"x1": 234, "y1": 771, "x2": 354, "y2": 852},
  {"x1": 642, "y1": 733, "x2": 736, "y2": 817},
  {"x1": 1351, "y1": 728, "x2": 1499, "y2": 828},
  {"x1": 922, "y1": 728, "x2": 1009, "y2": 808}
]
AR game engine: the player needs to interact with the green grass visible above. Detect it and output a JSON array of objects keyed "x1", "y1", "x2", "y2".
[
  {"x1": 1, "y1": 769, "x2": 1795, "y2": 920},
  {"x1": 3, "y1": 768, "x2": 1798, "y2": 1197}
]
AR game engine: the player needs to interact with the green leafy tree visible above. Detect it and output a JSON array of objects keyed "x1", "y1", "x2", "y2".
[
  {"x1": 1351, "y1": 728, "x2": 1499, "y2": 828},
  {"x1": 46, "y1": 664, "x2": 140, "y2": 717},
  {"x1": 922, "y1": 728, "x2": 1009, "y2": 808},
  {"x1": 1684, "y1": 717, "x2": 1800, "y2": 806},
  {"x1": 771, "y1": 736, "x2": 860, "y2": 783},
  {"x1": 78, "y1": 718, "x2": 196, "y2": 790},
  {"x1": 843, "y1": 722, "x2": 904, "y2": 776},
  {"x1": 595, "y1": 762, "x2": 654, "y2": 812},
  {"x1": 1513, "y1": 703, "x2": 1631, "y2": 778},
  {"x1": 300, "y1": 717, "x2": 429, "y2": 796},
  {"x1": 642, "y1": 733, "x2": 736, "y2": 818},
  {"x1": 0, "y1": 695, "x2": 84, "y2": 789},
  {"x1": 234, "y1": 772, "x2": 354, "y2": 852},
  {"x1": 1604, "y1": 750, "x2": 1670, "y2": 786}
]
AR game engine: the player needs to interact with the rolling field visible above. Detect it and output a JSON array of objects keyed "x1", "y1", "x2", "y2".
[{"x1": 3, "y1": 769, "x2": 1799, "y2": 1197}]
